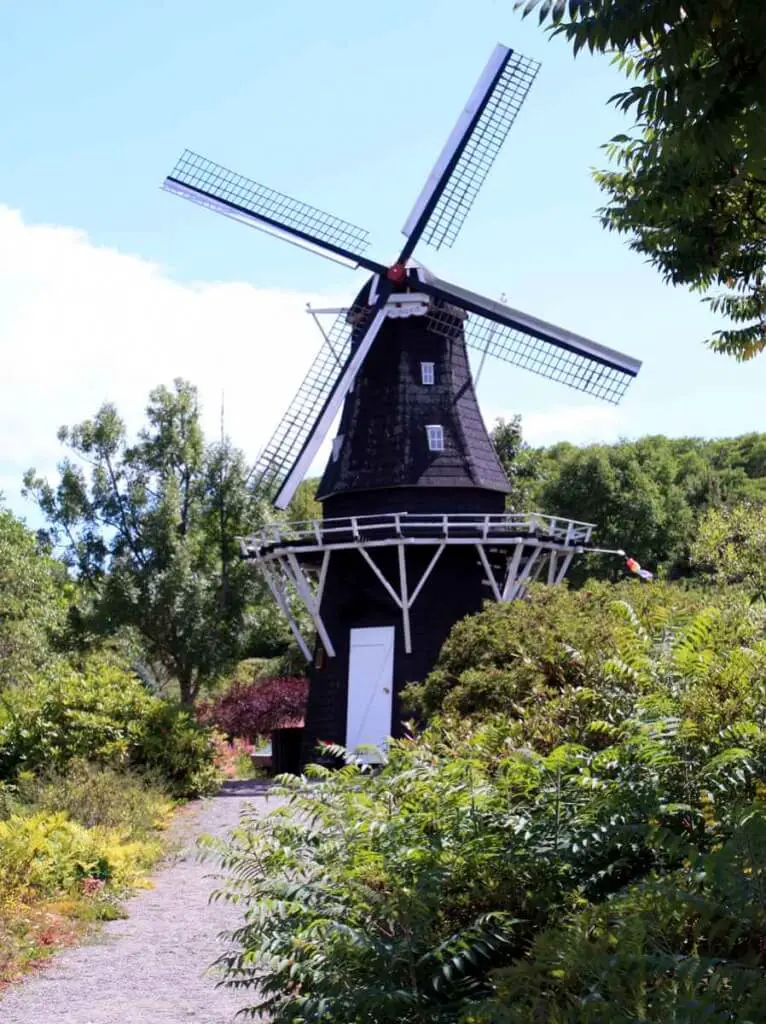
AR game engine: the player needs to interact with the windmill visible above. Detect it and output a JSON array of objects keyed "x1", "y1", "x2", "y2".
[{"x1": 164, "y1": 42, "x2": 641, "y2": 764}]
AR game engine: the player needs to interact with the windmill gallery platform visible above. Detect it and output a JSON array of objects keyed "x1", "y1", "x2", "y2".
[
  {"x1": 164, "y1": 41, "x2": 642, "y2": 763},
  {"x1": 241, "y1": 510, "x2": 595, "y2": 758}
]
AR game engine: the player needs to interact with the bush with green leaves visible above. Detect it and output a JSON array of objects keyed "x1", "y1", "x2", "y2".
[
  {"x1": 405, "y1": 581, "x2": 766, "y2": 748},
  {"x1": 0, "y1": 651, "x2": 219, "y2": 798},
  {"x1": 208, "y1": 582, "x2": 766, "y2": 1021}
]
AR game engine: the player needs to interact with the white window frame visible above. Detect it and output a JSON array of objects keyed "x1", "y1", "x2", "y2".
[
  {"x1": 426, "y1": 424, "x2": 444, "y2": 452},
  {"x1": 420, "y1": 361, "x2": 435, "y2": 385},
  {"x1": 331, "y1": 434, "x2": 344, "y2": 462}
]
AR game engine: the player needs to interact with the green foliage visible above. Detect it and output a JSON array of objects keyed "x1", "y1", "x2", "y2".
[
  {"x1": 408, "y1": 581, "x2": 766, "y2": 748},
  {"x1": 538, "y1": 438, "x2": 695, "y2": 581},
  {"x1": 693, "y1": 501, "x2": 766, "y2": 598},
  {"x1": 489, "y1": 417, "x2": 542, "y2": 512},
  {"x1": 515, "y1": 0, "x2": 766, "y2": 360},
  {"x1": 287, "y1": 477, "x2": 322, "y2": 523},
  {"x1": 405, "y1": 582, "x2": 627, "y2": 720},
  {"x1": 210, "y1": 580, "x2": 766, "y2": 1020},
  {"x1": 0, "y1": 507, "x2": 70, "y2": 688},
  {"x1": 132, "y1": 699, "x2": 220, "y2": 798},
  {"x1": 0, "y1": 651, "x2": 219, "y2": 798},
  {"x1": 494, "y1": 426, "x2": 766, "y2": 580},
  {"x1": 0, "y1": 811, "x2": 112, "y2": 899},
  {"x1": 23, "y1": 379, "x2": 271, "y2": 704},
  {"x1": 472, "y1": 812, "x2": 766, "y2": 1022},
  {"x1": 26, "y1": 759, "x2": 171, "y2": 834},
  {"x1": 0, "y1": 653, "x2": 156, "y2": 777},
  {"x1": 0, "y1": 762, "x2": 173, "y2": 983}
]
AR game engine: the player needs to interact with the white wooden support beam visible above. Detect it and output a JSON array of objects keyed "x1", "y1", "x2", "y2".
[
  {"x1": 513, "y1": 547, "x2": 545, "y2": 600},
  {"x1": 555, "y1": 551, "x2": 575, "y2": 584},
  {"x1": 476, "y1": 544, "x2": 501, "y2": 601},
  {"x1": 284, "y1": 551, "x2": 336, "y2": 658},
  {"x1": 316, "y1": 549, "x2": 331, "y2": 605},
  {"x1": 507, "y1": 547, "x2": 543, "y2": 601},
  {"x1": 530, "y1": 553, "x2": 547, "y2": 583},
  {"x1": 397, "y1": 544, "x2": 412, "y2": 654},
  {"x1": 359, "y1": 548, "x2": 403, "y2": 608},
  {"x1": 258, "y1": 558, "x2": 312, "y2": 662},
  {"x1": 547, "y1": 551, "x2": 559, "y2": 585},
  {"x1": 501, "y1": 543, "x2": 525, "y2": 600},
  {"x1": 306, "y1": 304, "x2": 344, "y2": 367}
]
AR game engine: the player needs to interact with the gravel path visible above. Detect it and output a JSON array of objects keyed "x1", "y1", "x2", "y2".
[{"x1": 0, "y1": 779, "x2": 275, "y2": 1024}]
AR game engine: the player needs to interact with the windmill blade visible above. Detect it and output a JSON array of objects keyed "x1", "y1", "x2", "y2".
[
  {"x1": 422, "y1": 275, "x2": 641, "y2": 404},
  {"x1": 254, "y1": 303, "x2": 389, "y2": 510},
  {"x1": 400, "y1": 44, "x2": 539, "y2": 256},
  {"x1": 164, "y1": 150, "x2": 383, "y2": 271}
]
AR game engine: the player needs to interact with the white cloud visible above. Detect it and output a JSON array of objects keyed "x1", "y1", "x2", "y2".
[
  {"x1": 502, "y1": 405, "x2": 625, "y2": 448},
  {"x1": 0, "y1": 206, "x2": 341, "y2": 516}
]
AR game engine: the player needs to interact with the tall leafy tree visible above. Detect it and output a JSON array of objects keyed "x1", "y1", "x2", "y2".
[
  {"x1": 516, "y1": 0, "x2": 766, "y2": 359},
  {"x1": 693, "y1": 501, "x2": 766, "y2": 597},
  {"x1": 490, "y1": 416, "x2": 546, "y2": 512},
  {"x1": 24, "y1": 379, "x2": 269, "y2": 705},
  {"x1": 0, "y1": 505, "x2": 69, "y2": 688},
  {"x1": 538, "y1": 438, "x2": 695, "y2": 580}
]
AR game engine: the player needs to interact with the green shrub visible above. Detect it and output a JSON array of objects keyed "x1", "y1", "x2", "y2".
[
  {"x1": 0, "y1": 780, "x2": 21, "y2": 822},
  {"x1": 0, "y1": 654, "x2": 155, "y2": 778},
  {"x1": 210, "y1": 713, "x2": 766, "y2": 1022},
  {"x1": 131, "y1": 701, "x2": 220, "y2": 798},
  {"x1": 405, "y1": 581, "x2": 766, "y2": 750},
  {"x1": 0, "y1": 652, "x2": 219, "y2": 798},
  {"x1": 472, "y1": 809, "x2": 766, "y2": 1022}
]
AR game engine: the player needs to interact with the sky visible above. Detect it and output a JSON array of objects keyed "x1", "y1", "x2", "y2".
[{"x1": 1, "y1": 0, "x2": 764, "y2": 525}]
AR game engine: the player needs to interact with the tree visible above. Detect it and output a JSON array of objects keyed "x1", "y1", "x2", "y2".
[
  {"x1": 692, "y1": 501, "x2": 766, "y2": 597},
  {"x1": 287, "y1": 477, "x2": 322, "y2": 523},
  {"x1": 515, "y1": 0, "x2": 766, "y2": 359},
  {"x1": 536, "y1": 438, "x2": 696, "y2": 580},
  {"x1": 490, "y1": 415, "x2": 546, "y2": 512},
  {"x1": 24, "y1": 379, "x2": 268, "y2": 705},
  {"x1": 0, "y1": 506, "x2": 69, "y2": 688}
]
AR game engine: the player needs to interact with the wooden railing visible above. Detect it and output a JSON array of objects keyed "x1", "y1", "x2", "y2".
[{"x1": 242, "y1": 511, "x2": 595, "y2": 554}]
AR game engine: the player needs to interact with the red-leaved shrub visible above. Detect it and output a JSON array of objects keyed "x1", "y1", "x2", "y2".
[{"x1": 199, "y1": 677, "x2": 308, "y2": 740}]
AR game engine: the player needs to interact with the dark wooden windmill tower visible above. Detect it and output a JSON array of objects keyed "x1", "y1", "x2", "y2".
[{"x1": 163, "y1": 43, "x2": 642, "y2": 763}]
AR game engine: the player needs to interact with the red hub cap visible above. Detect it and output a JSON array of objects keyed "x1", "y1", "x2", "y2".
[{"x1": 386, "y1": 263, "x2": 407, "y2": 284}]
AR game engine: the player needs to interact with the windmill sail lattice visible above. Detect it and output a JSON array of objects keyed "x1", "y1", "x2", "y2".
[
  {"x1": 418, "y1": 51, "x2": 540, "y2": 251},
  {"x1": 164, "y1": 151, "x2": 372, "y2": 266},
  {"x1": 428, "y1": 306, "x2": 634, "y2": 404},
  {"x1": 251, "y1": 311, "x2": 356, "y2": 496}
]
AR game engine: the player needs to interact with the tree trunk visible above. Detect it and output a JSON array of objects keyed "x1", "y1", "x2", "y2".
[{"x1": 178, "y1": 669, "x2": 197, "y2": 708}]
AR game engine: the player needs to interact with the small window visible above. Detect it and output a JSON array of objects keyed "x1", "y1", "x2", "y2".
[
  {"x1": 420, "y1": 361, "x2": 435, "y2": 385},
  {"x1": 332, "y1": 435, "x2": 344, "y2": 462},
  {"x1": 426, "y1": 424, "x2": 444, "y2": 452}
]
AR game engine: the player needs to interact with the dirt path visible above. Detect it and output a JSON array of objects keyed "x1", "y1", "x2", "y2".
[{"x1": 0, "y1": 779, "x2": 274, "y2": 1024}]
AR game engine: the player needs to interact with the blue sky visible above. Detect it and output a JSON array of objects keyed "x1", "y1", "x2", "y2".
[{"x1": 1, "y1": 0, "x2": 763, "y2": 523}]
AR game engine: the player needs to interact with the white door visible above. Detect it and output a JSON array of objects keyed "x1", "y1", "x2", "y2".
[{"x1": 346, "y1": 626, "x2": 395, "y2": 761}]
